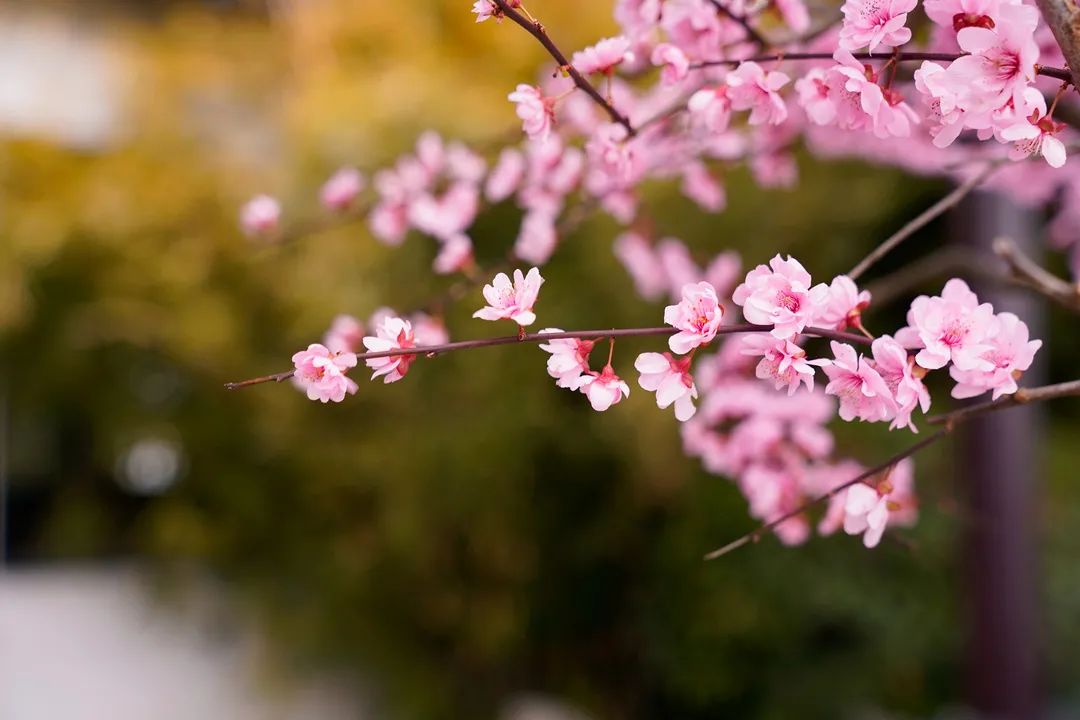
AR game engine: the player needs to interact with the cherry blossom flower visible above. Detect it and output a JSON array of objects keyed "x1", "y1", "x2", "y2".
[
  {"x1": 950, "y1": 311, "x2": 1042, "y2": 399},
  {"x1": 913, "y1": 61, "x2": 972, "y2": 148},
  {"x1": 687, "y1": 86, "x2": 733, "y2": 133},
  {"x1": 732, "y1": 254, "x2": 830, "y2": 339},
  {"x1": 412, "y1": 312, "x2": 450, "y2": 347},
  {"x1": 821, "y1": 341, "x2": 897, "y2": 423},
  {"x1": 292, "y1": 343, "x2": 359, "y2": 403},
  {"x1": 870, "y1": 335, "x2": 931, "y2": 431},
  {"x1": 485, "y1": 148, "x2": 525, "y2": 202},
  {"x1": 572, "y1": 36, "x2": 632, "y2": 75},
  {"x1": 473, "y1": 267, "x2": 545, "y2": 326},
  {"x1": 323, "y1": 314, "x2": 364, "y2": 354},
  {"x1": 657, "y1": 238, "x2": 702, "y2": 300},
  {"x1": 579, "y1": 364, "x2": 631, "y2": 411},
  {"x1": 681, "y1": 162, "x2": 727, "y2": 212},
  {"x1": 947, "y1": 3, "x2": 1040, "y2": 112},
  {"x1": 775, "y1": 0, "x2": 811, "y2": 32},
  {"x1": 796, "y1": 69, "x2": 837, "y2": 126},
  {"x1": 240, "y1": 194, "x2": 281, "y2": 238},
  {"x1": 433, "y1": 233, "x2": 474, "y2": 275},
  {"x1": 320, "y1": 168, "x2": 364, "y2": 211},
  {"x1": 817, "y1": 275, "x2": 872, "y2": 330},
  {"x1": 739, "y1": 335, "x2": 820, "y2": 395},
  {"x1": 362, "y1": 316, "x2": 417, "y2": 384},
  {"x1": 923, "y1": 0, "x2": 1003, "y2": 29},
  {"x1": 651, "y1": 43, "x2": 689, "y2": 85},
  {"x1": 635, "y1": 352, "x2": 698, "y2": 421},
  {"x1": 508, "y1": 84, "x2": 556, "y2": 142},
  {"x1": 613, "y1": 232, "x2": 667, "y2": 300},
  {"x1": 896, "y1": 278, "x2": 995, "y2": 371},
  {"x1": 843, "y1": 459, "x2": 917, "y2": 547},
  {"x1": 839, "y1": 0, "x2": 917, "y2": 53},
  {"x1": 514, "y1": 210, "x2": 558, "y2": 265},
  {"x1": 472, "y1": 0, "x2": 511, "y2": 23},
  {"x1": 408, "y1": 182, "x2": 479, "y2": 241},
  {"x1": 725, "y1": 61, "x2": 790, "y2": 126},
  {"x1": 664, "y1": 281, "x2": 725, "y2": 354},
  {"x1": 999, "y1": 89, "x2": 1067, "y2": 168},
  {"x1": 539, "y1": 330, "x2": 595, "y2": 390}
]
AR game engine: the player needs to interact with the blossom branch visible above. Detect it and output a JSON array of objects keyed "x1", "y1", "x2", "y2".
[
  {"x1": 848, "y1": 161, "x2": 1002, "y2": 281},
  {"x1": 689, "y1": 52, "x2": 1073, "y2": 82},
  {"x1": 993, "y1": 236, "x2": 1080, "y2": 313},
  {"x1": 705, "y1": 377, "x2": 1080, "y2": 560},
  {"x1": 1035, "y1": 0, "x2": 1080, "y2": 89},
  {"x1": 223, "y1": 324, "x2": 871, "y2": 390},
  {"x1": 927, "y1": 378, "x2": 1080, "y2": 427},
  {"x1": 703, "y1": 429, "x2": 950, "y2": 559},
  {"x1": 707, "y1": 0, "x2": 768, "y2": 47},
  {"x1": 492, "y1": 0, "x2": 636, "y2": 136}
]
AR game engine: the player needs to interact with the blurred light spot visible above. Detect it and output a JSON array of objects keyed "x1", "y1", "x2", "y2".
[{"x1": 116, "y1": 438, "x2": 184, "y2": 496}]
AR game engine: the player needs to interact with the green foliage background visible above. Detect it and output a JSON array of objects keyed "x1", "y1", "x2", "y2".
[{"x1": 4, "y1": 2, "x2": 1080, "y2": 718}]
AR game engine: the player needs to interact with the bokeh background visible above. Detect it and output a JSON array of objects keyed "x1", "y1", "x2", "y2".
[{"x1": 2, "y1": 1, "x2": 1080, "y2": 718}]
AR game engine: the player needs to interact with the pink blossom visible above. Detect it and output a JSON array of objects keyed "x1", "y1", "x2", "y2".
[
  {"x1": 514, "y1": 210, "x2": 558, "y2": 265},
  {"x1": 651, "y1": 43, "x2": 689, "y2": 85},
  {"x1": 613, "y1": 232, "x2": 667, "y2": 300},
  {"x1": 732, "y1": 254, "x2": 830, "y2": 339},
  {"x1": 839, "y1": 0, "x2": 917, "y2": 53},
  {"x1": 950, "y1": 311, "x2": 1041, "y2": 399},
  {"x1": 843, "y1": 459, "x2": 917, "y2": 547},
  {"x1": 657, "y1": 238, "x2": 702, "y2": 301},
  {"x1": 947, "y1": 3, "x2": 1040, "y2": 112},
  {"x1": 539, "y1": 329, "x2": 595, "y2": 390},
  {"x1": 433, "y1": 233, "x2": 474, "y2": 275},
  {"x1": 870, "y1": 335, "x2": 931, "y2": 431},
  {"x1": 725, "y1": 61, "x2": 790, "y2": 126},
  {"x1": 739, "y1": 335, "x2": 820, "y2": 395},
  {"x1": 635, "y1": 352, "x2": 698, "y2": 421},
  {"x1": 471, "y1": 0, "x2": 502, "y2": 22},
  {"x1": 362, "y1": 316, "x2": 417, "y2": 384},
  {"x1": 898, "y1": 278, "x2": 996, "y2": 371},
  {"x1": 923, "y1": 0, "x2": 1003, "y2": 29},
  {"x1": 585, "y1": 123, "x2": 644, "y2": 191},
  {"x1": 412, "y1": 312, "x2": 449, "y2": 347},
  {"x1": 687, "y1": 86, "x2": 732, "y2": 133},
  {"x1": 796, "y1": 69, "x2": 837, "y2": 126},
  {"x1": 240, "y1": 194, "x2": 281, "y2": 238},
  {"x1": 775, "y1": 0, "x2": 811, "y2": 32},
  {"x1": 485, "y1": 148, "x2": 525, "y2": 202},
  {"x1": 821, "y1": 341, "x2": 897, "y2": 423},
  {"x1": 664, "y1": 281, "x2": 725, "y2": 354},
  {"x1": 323, "y1": 314, "x2": 364, "y2": 354},
  {"x1": 817, "y1": 274, "x2": 871, "y2": 330},
  {"x1": 508, "y1": 84, "x2": 556, "y2": 142},
  {"x1": 578, "y1": 364, "x2": 631, "y2": 411},
  {"x1": 320, "y1": 168, "x2": 364, "y2": 211},
  {"x1": 704, "y1": 251, "x2": 742, "y2": 301},
  {"x1": 408, "y1": 182, "x2": 479, "y2": 241},
  {"x1": 572, "y1": 36, "x2": 632, "y2": 75},
  {"x1": 681, "y1": 162, "x2": 726, "y2": 212},
  {"x1": 473, "y1": 267, "x2": 545, "y2": 327},
  {"x1": 999, "y1": 89, "x2": 1067, "y2": 168},
  {"x1": 913, "y1": 61, "x2": 971, "y2": 148},
  {"x1": 292, "y1": 343, "x2": 358, "y2": 403},
  {"x1": 830, "y1": 49, "x2": 917, "y2": 138}
]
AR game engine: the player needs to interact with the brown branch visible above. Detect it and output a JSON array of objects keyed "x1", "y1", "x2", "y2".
[
  {"x1": 223, "y1": 323, "x2": 871, "y2": 390},
  {"x1": 708, "y1": 0, "x2": 768, "y2": 47},
  {"x1": 993, "y1": 236, "x2": 1080, "y2": 313},
  {"x1": 848, "y1": 161, "x2": 1002, "y2": 281},
  {"x1": 704, "y1": 429, "x2": 950, "y2": 559},
  {"x1": 689, "y1": 51, "x2": 1072, "y2": 82},
  {"x1": 491, "y1": 0, "x2": 636, "y2": 136},
  {"x1": 1034, "y1": 0, "x2": 1080, "y2": 89},
  {"x1": 705, "y1": 376, "x2": 1080, "y2": 559},
  {"x1": 927, "y1": 379, "x2": 1080, "y2": 427}
]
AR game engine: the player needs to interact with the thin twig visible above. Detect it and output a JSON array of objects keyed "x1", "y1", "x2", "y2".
[
  {"x1": 993, "y1": 237, "x2": 1080, "y2": 313},
  {"x1": 704, "y1": 430, "x2": 950, "y2": 560},
  {"x1": 705, "y1": 375, "x2": 1080, "y2": 559},
  {"x1": 689, "y1": 51, "x2": 1073, "y2": 82},
  {"x1": 848, "y1": 161, "x2": 1001, "y2": 281},
  {"x1": 492, "y1": 0, "x2": 636, "y2": 136},
  {"x1": 927, "y1": 379, "x2": 1080, "y2": 427},
  {"x1": 707, "y1": 0, "x2": 768, "y2": 47},
  {"x1": 224, "y1": 324, "x2": 871, "y2": 390}
]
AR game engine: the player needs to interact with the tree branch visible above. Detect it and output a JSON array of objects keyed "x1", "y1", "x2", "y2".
[
  {"x1": 1035, "y1": 0, "x2": 1080, "y2": 89},
  {"x1": 848, "y1": 161, "x2": 1001, "y2": 281},
  {"x1": 492, "y1": 0, "x2": 636, "y2": 136},
  {"x1": 223, "y1": 324, "x2": 871, "y2": 390},
  {"x1": 689, "y1": 51, "x2": 1072, "y2": 82},
  {"x1": 707, "y1": 0, "x2": 768, "y2": 47},
  {"x1": 705, "y1": 377, "x2": 1080, "y2": 560},
  {"x1": 993, "y1": 236, "x2": 1080, "y2": 313}
]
